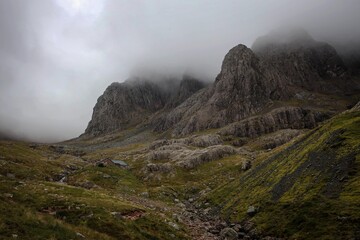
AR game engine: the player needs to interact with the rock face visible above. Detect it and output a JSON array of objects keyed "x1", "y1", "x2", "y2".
[
  {"x1": 166, "y1": 75, "x2": 206, "y2": 108},
  {"x1": 253, "y1": 28, "x2": 348, "y2": 93},
  {"x1": 84, "y1": 79, "x2": 168, "y2": 136},
  {"x1": 154, "y1": 45, "x2": 275, "y2": 135},
  {"x1": 84, "y1": 76, "x2": 206, "y2": 136},
  {"x1": 154, "y1": 31, "x2": 351, "y2": 136},
  {"x1": 218, "y1": 107, "x2": 330, "y2": 138},
  {"x1": 84, "y1": 29, "x2": 359, "y2": 137}
]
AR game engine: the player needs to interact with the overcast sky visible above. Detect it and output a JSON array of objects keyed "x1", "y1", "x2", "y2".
[{"x1": 0, "y1": 0, "x2": 359, "y2": 142}]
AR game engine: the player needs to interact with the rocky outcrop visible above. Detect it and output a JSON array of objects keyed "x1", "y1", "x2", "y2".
[
  {"x1": 219, "y1": 107, "x2": 330, "y2": 138},
  {"x1": 146, "y1": 144, "x2": 237, "y2": 169},
  {"x1": 145, "y1": 135, "x2": 236, "y2": 170},
  {"x1": 177, "y1": 145, "x2": 237, "y2": 169},
  {"x1": 148, "y1": 134, "x2": 222, "y2": 150},
  {"x1": 252, "y1": 129, "x2": 304, "y2": 150}
]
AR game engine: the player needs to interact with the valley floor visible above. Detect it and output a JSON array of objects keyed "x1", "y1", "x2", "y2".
[{"x1": 0, "y1": 109, "x2": 359, "y2": 239}]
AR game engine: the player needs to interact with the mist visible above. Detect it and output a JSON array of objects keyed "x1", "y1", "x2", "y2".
[{"x1": 0, "y1": 0, "x2": 359, "y2": 143}]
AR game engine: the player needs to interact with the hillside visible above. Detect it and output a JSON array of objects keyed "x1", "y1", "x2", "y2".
[
  {"x1": 82, "y1": 30, "x2": 359, "y2": 139},
  {"x1": 1, "y1": 29, "x2": 360, "y2": 239},
  {"x1": 207, "y1": 109, "x2": 360, "y2": 239},
  {"x1": 1, "y1": 103, "x2": 359, "y2": 239}
]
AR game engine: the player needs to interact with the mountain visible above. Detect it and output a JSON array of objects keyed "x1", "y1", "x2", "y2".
[
  {"x1": 3, "y1": 29, "x2": 359, "y2": 240},
  {"x1": 83, "y1": 76, "x2": 206, "y2": 136},
  {"x1": 83, "y1": 29, "x2": 359, "y2": 139},
  {"x1": 252, "y1": 28, "x2": 350, "y2": 92},
  {"x1": 156, "y1": 29, "x2": 359, "y2": 136}
]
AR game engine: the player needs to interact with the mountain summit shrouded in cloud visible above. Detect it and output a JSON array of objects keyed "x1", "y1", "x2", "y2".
[{"x1": 0, "y1": 0, "x2": 360, "y2": 142}]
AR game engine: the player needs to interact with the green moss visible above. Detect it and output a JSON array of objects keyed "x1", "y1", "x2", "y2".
[{"x1": 205, "y1": 111, "x2": 360, "y2": 238}]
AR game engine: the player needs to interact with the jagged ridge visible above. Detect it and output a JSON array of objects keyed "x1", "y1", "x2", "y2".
[{"x1": 83, "y1": 29, "x2": 360, "y2": 138}]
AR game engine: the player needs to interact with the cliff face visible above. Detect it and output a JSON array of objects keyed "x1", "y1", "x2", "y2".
[
  {"x1": 84, "y1": 29, "x2": 359, "y2": 137},
  {"x1": 165, "y1": 75, "x2": 207, "y2": 109},
  {"x1": 84, "y1": 80, "x2": 167, "y2": 136},
  {"x1": 154, "y1": 32, "x2": 354, "y2": 136},
  {"x1": 154, "y1": 45, "x2": 275, "y2": 135},
  {"x1": 218, "y1": 107, "x2": 330, "y2": 138},
  {"x1": 253, "y1": 28, "x2": 348, "y2": 93},
  {"x1": 84, "y1": 76, "x2": 206, "y2": 136}
]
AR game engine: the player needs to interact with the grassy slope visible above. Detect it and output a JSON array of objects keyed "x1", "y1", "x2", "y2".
[
  {"x1": 0, "y1": 107, "x2": 359, "y2": 239},
  {"x1": 0, "y1": 142, "x2": 187, "y2": 240},
  {"x1": 206, "y1": 110, "x2": 360, "y2": 239}
]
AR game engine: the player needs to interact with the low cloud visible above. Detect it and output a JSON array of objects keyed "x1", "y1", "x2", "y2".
[{"x1": 0, "y1": 0, "x2": 359, "y2": 142}]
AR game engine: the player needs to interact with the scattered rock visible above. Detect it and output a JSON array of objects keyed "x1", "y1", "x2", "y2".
[
  {"x1": 232, "y1": 224, "x2": 243, "y2": 232},
  {"x1": 81, "y1": 181, "x2": 95, "y2": 189},
  {"x1": 59, "y1": 176, "x2": 67, "y2": 183},
  {"x1": 243, "y1": 221, "x2": 254, "y2": 232},
  {"x1": 241, "y1": 160, "x2": 252, "y2": 171},
  {"x1": 6, "y1": 173, "x2": 15, "y2": 179},
  {"x1": 145, "y1": 163, "x2": 173, "y2": 173},
  {"x1": 121, "y1": 210, "x2": 146, "y2": 220},
  {"x1": 238, "y1": 232, "x2": 247, "y2": 238},
  {"x1": 76, "y1": 232, "x2": 85, "y2": 238},
  {"x1": 247, "y1": 206, "x2": 257, "y2": 216},
  {"x1": 220, "y1": 227, "x2": 238, "y2": 240},
  {"x1": 140, "y1": 192, "x2": 149, "y2": 198},
  {"x1": 168, "y1": 221, "x2": 180, "y2": 230},
  {"x1": 176, "y1": 203, "x2": 186, "y2": 209},
  {"x1": 4, "y1": 193, "x2": 13, "y2": 198},
  {"x1": 111, "y1": 212, "x2": 123, "y2": 220},
  {"x1": 29, "y1": 144, "x2": 38, "y2": 149}
]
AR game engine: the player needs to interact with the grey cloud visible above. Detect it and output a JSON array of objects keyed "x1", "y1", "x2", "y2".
[{"x1": 0, "y1": 0, "x2": 359, "y2": 142}]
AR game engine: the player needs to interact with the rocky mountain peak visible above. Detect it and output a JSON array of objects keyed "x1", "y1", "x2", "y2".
[
  {"x1": 213, "y1": 44, "x2": 269, "y2": 105},
  {"x1": 83, "y1": 79, "x2": 169, "y2": 136},
  {"x1": 252, "y1": 27, "x2": 314, "y2": 52},
  {"x1": 83, "y1": 29, "x2": 359, "y2": 137},
  {"x1": 83, "y1": 75, "x2": 206, "y2": 136},
  {"x1": 252, "y1": 29, "x2": 348, "y2": 93},
  {"x1": 166, "y1": 75, "x2": 206, "y2": 108}
]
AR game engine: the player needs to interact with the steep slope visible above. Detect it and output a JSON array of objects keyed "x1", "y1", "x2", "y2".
[
  {"x1": 83, "y1": 29, "x2": 359, "y2": 140},
  {"x1": 83, "y1": 76, "x2": 206, "y2": 137},
  {"x1": 253, "y1": 28, "x2": 351, "y2": 93},
  {"x1": 206, "y1": 106, "x2": 360, "y2": 239},
  {"x1": 84, "y1": 79, "x2": 168, "y2": 136},
  {"x1": 155, "y1": 30, "x2": 357, "y2": 136},
  {"x1": 165, "y1": 75, "x2": 206, "y2": 109},
  {"x1": 154, "y1": 45, "x2": 274, "y2": 135}
]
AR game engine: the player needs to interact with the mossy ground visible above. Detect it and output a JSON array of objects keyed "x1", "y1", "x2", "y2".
[
  {"x1": 1, "y1": 109, "x2": 359, "y2": 239},
  {"x1": 0, "y1": 141, "x2": 187, "y2": 240},
  {"x1": 205, "y1": 111, "x2": 360, "y2": 239}
]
